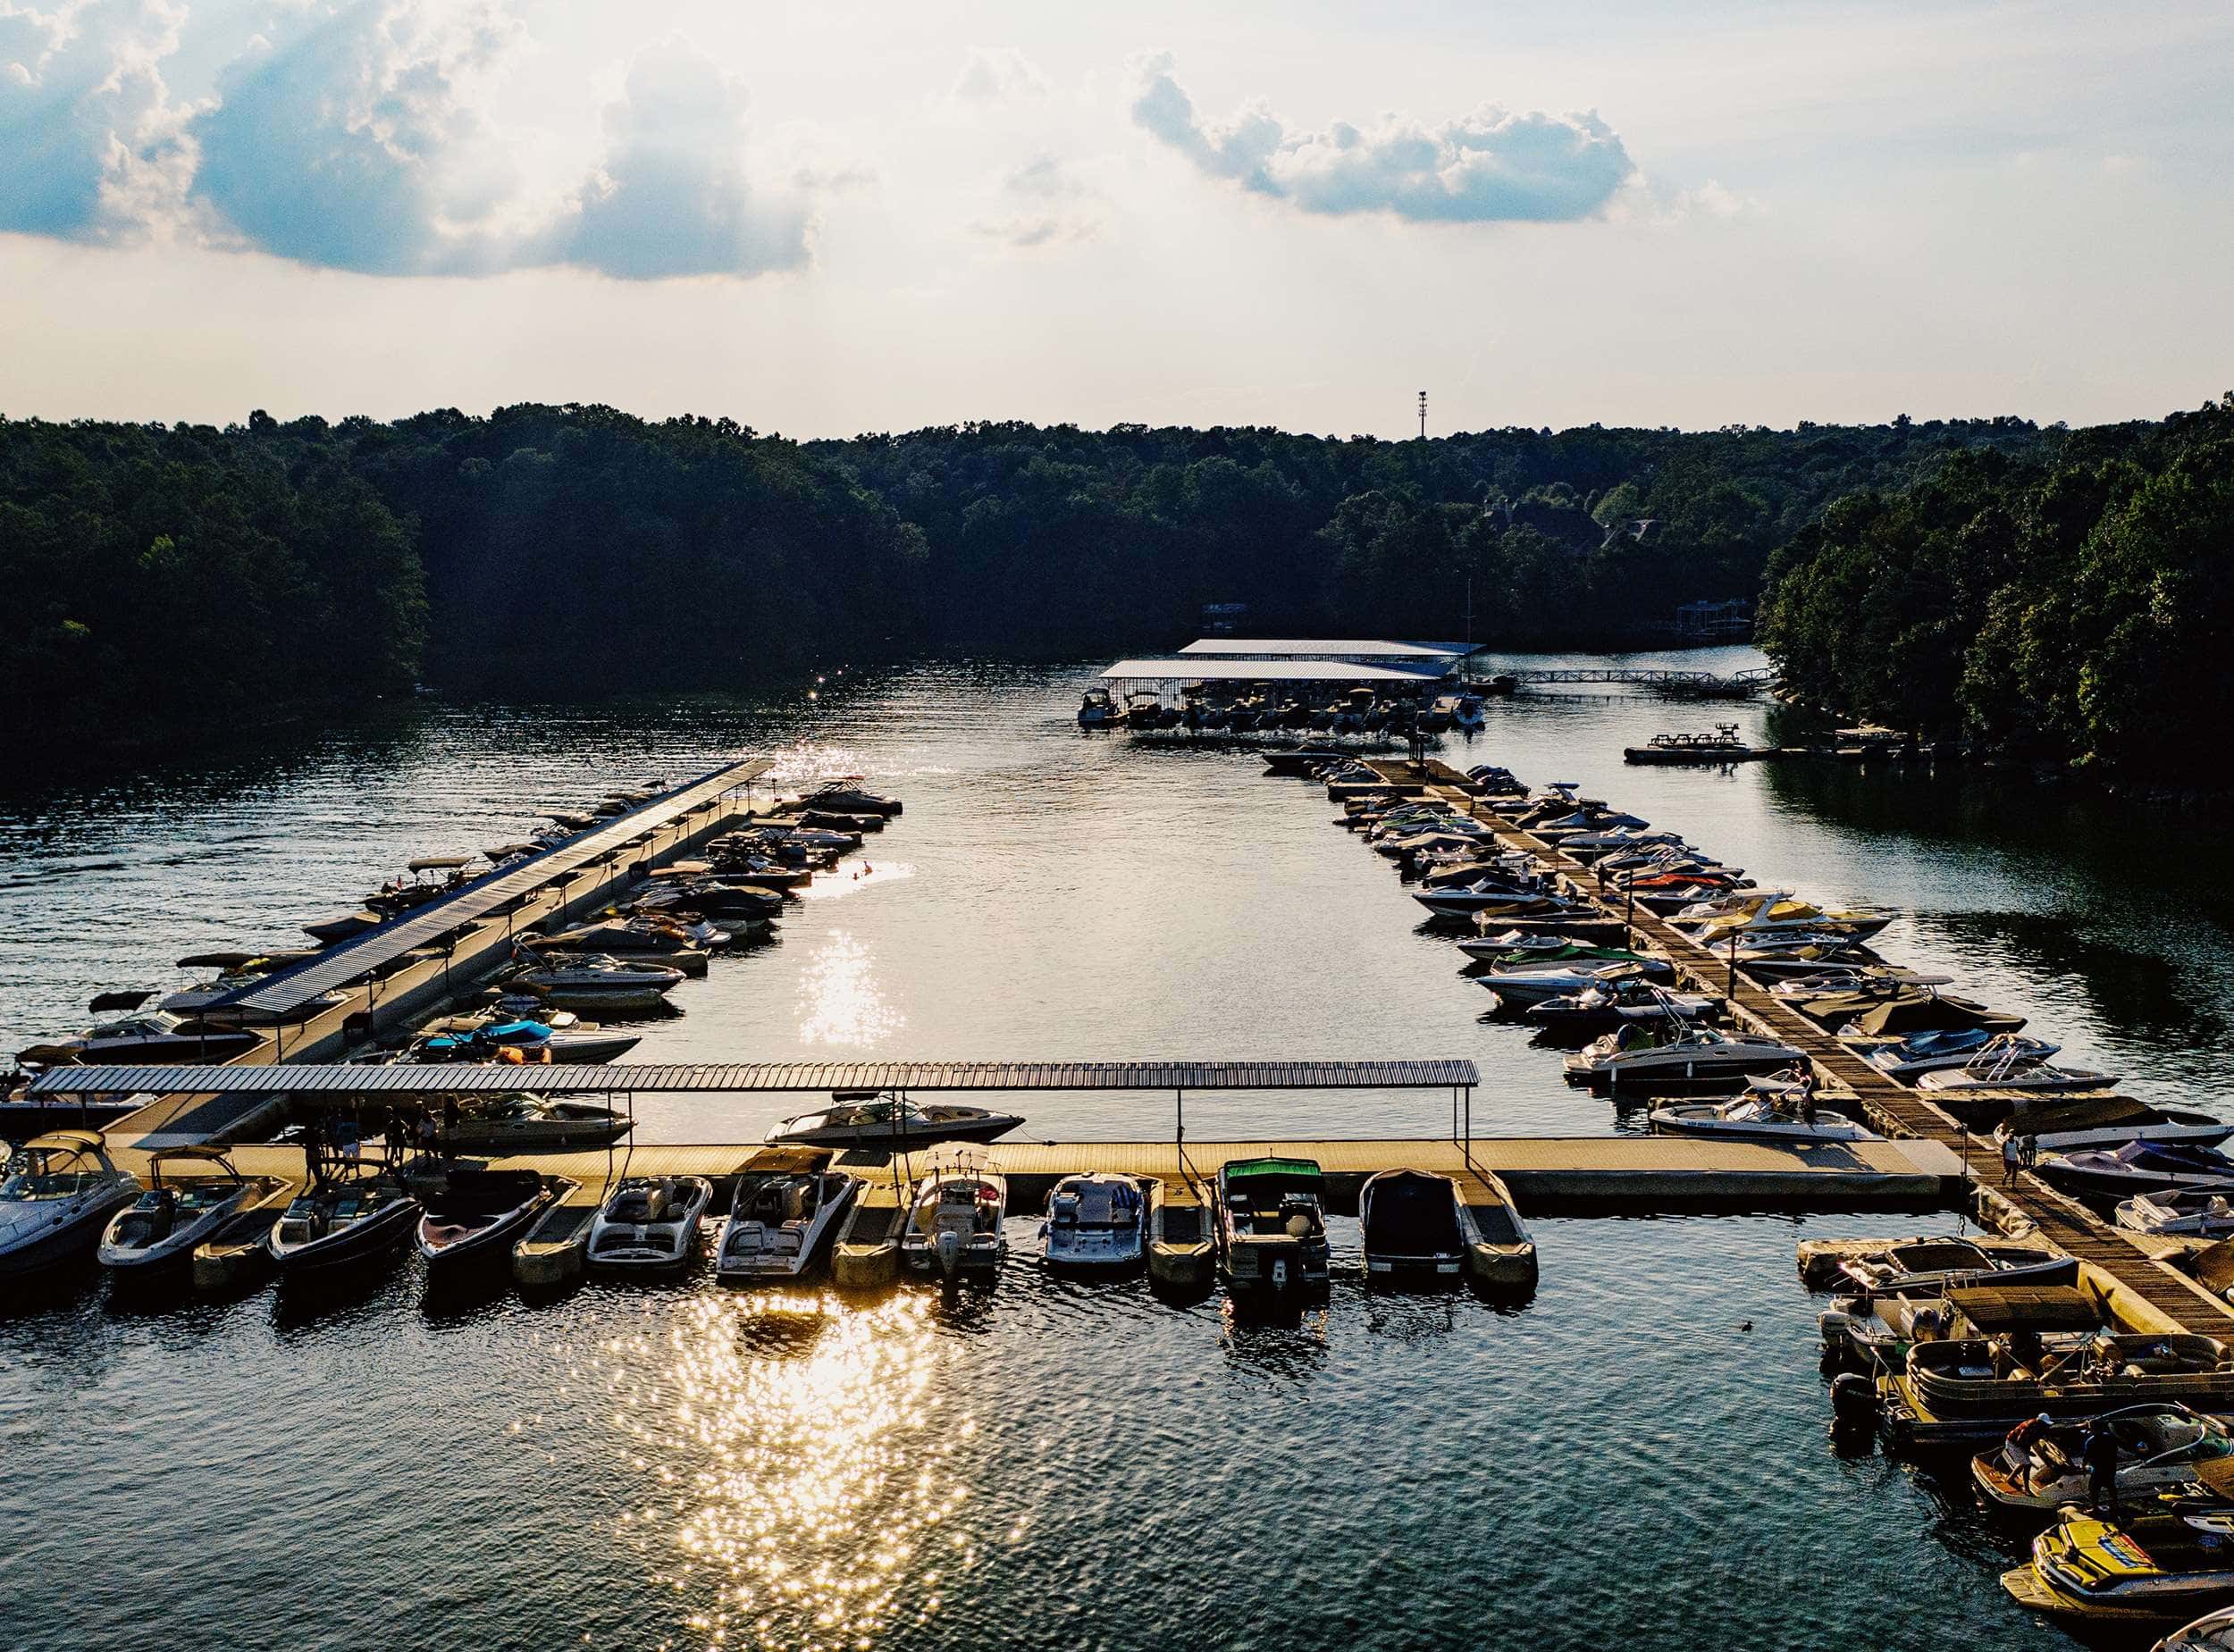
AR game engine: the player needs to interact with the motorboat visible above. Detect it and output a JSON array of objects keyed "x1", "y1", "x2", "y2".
[
  {"x1": 2120, "y1": 1190, "x2": 2234, "y2": 1239},
  {"x1": 2038, "y1": 1143, "x2": 2234, "y2": 1204},
  {"x1": 1834, "y1": 1237, "x2": 2079, "y2": 1298},
  {"x1": 1997, "y1": 1095, "x2": 2234, "y2": 1156},
  {"x1": 806, "y1": 784, "x2": 902, "y2": 818},
  {"x1": 1214, "y1": 1157, "x2": 1330, "y2": 1296},
  {"x1": 1649, "y1": 1094, "x2": 1883, "y2": 1143},
  {"x1": 1471, "y1": 960, "x2": 1675, "y2": 1008},
  {"x1": 1524, "y1": 977, "x2": 1716, "y2": 1035},
  {"x1": 60, "y1": 1009, "x2": 261, "y2": 1063},
  {"x1": 442, "y1": 1094, "x2": 633, "y2": 1153},
  {"x1": 0, "y1": 1132, "x2": 141, "y2": 1276},
  {"x1": 1038, "y1": 1172, "x2": 1146, "y2": 1273},
  {"x1": 266, "y1": 1174, "x2": 423, "y2": 1274},
  {"x1": 510, "y1": 953, "x2": 684, "y2": 1011},
  {"x1": 2162, "y1": 1603, "x2": 2234, "y2": 1649},
  {"x1": 304, "y1": 910, "x2": 383, "y2": 943},
  {"x1": 416, "y1": 1019, "x2": 641, "y2": 1066},
  {"x1": 528, "y1": 920, "x2": 710, "y2": 975},
  {"x1": 766, "y1": 1094, "x2": 1024, "y2": 1150},
  {"x1": 1859, "y1": 1028, "x2": 2059, "y2": 1081},
  {"x1": 1563, "y1": 1027, "x2": 1812, "y2": 1094},
  {"x1": 416, "y1": 1169, "x2": 558, "y2": 1270},
  {"x1": 1879, "y1": 1321, "x2": 2234, "y2": 1447},
  {"x1": 900, "y1": 1157, "x2": 1007, "y2": 1279},
  {"x1": 1916, "y1": 1049, "x2": 2120, "y2": 1094},
  {"x1": 1457, "y1": 935, "x2": 1659, "y2": 969},
  {"x1": 159, "y1": 950, "x2": 317, "y2": 1014},
  {"x1": 587, "y1": 1175, "x2": 715, "y2": 1270},
  {"x1": 1678, "y1": 893, "x2": 1896, "y2": 945},
  {"x1": 1832, "y1": 993, "x2": 2029, "y2": 1039},
  {"x1": 97, "y1": 1147, "x2": 286, "y2": 1274},
  {"x1": 2003, "y1": 1505, "x2": 2234, "y2": 1623},
  {"x1": 1358, "y1": 1168, "x2": 1469, "y2": 1279},
  {"x1": 1974, "y1": 1405, "x2": 2234, "y2": 1514},
  {"x1": 715, "y1": 1156, "x2": 860, "y2": 1281},
  {"x1": 1818, "y1": 1275, "x2": 2102, "y2": 1377}
]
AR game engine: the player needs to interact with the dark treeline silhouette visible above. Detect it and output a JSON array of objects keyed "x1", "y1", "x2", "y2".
[
  {"x1": 0, "y1": 398, "x2": 2169, "y2": 760},
  {"x1": 1759, "y1": 394, "x2": 2234, "y2": 778}
]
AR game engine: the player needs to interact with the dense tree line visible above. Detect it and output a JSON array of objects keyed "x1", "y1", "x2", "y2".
[
  {"x1": 0, "y1": 400, "x2": 2089, "y2": 759},
  {"x1": 1758, "y1": 395, "x2": 2234, "y2": 778}
]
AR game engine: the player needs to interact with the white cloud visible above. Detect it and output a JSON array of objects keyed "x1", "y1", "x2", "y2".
[
  {"x1": 968, "y1": 153, "x2": 1102, "y2": 249},
  {"x1": 948, "y1": 46, "x2": 1047, "y2": 106},
  {"x1": 0, "y1": 0, "x2": 189, "y2": 241},
  {"x1": 1128, "y1": 51, "x2": 1634, "y2": 224}
]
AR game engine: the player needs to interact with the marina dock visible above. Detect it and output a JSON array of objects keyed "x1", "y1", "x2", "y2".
[{"x1": 1362, "y1": 758, "x2": 2234, "y2": 1334}]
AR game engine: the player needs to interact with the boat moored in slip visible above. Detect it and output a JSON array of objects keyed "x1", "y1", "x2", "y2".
[
  {"x1": 97, "y1": 1147, "x2": 288, "y2": 1276},
  {"x1": 2004, "y1": 1505, "x2": 2234, "y2": 1623},
  {"x1": 1857, "y1": 1028, "x2": 2060, "y2": 1081},
  {"x1": 0, "y1": 1132, "x2": 142, "y2": 1277},
  {"x1": 1359, "y1": 1166, "x2": 1537, "y2": 1288},
  {"x1": 1563, "y1": 1027, "x2": 1811, "y2": 1094},
  {"x1": 587, "y1": 1175, "x2": 715, "y2": 1272},
  {"x1": 266, "y1": 1174, "x2": 423, "y2": 1276},
  {"x1": 509, "y1": 953, "x2": 685, "y2": 1012},
  {"x1": 2120, "y1": 1190, "x2": 2234, "y2": 1239},
  {"x1": 1649, "y1": 1092, "x2": 1883, "y2": 1144},
  {"x1": 417, "y1": 1170, "x2": 561, "y2": 1270},
  {"x1": 715, "y1": 1155, "x2": 860, "y2": 1282},
  {"x1": 2037, "y1": 1142, "x2": 2234, "y2": 1204},
  {"x1": 1996, "y1": 1094, "x2": 2234, "y2": 1157},
  {"x1": 900, "y1": 1156, "x2": 1007, "y2": 1280},
  {"x1": 1039, "y1": 1172, "x2": 1146, "y2": 1273},
  {"x1": 1974, "y1": 1404, "x2": 2234, "y2": 1515},
  {"x1": 1214, "y1": 1156, "x2": 1330, "y2": 1296},
  {"x1": 766, "y1": 1092, "x2": 1024, "y2": 1150}
]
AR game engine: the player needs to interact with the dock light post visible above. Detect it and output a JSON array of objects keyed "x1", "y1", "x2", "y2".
[
  {"x1": 1726, "y1": 929, "x2": 1738, "y2": 1000},
  {"x1": 1625, "y1": 872, "x2": 1636, "y2": 947}
]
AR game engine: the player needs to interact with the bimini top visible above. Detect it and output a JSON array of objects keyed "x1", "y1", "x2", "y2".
[
  {"x1": 1100, "y1": 658, "x2": 1452, "y2": 683},
  {"x1": 1177, "y1": 639, "x2": 1477, "y2": 661},
  {"x1": 28, "y1": 1059, "x2": 1477, "y2": 1098}
]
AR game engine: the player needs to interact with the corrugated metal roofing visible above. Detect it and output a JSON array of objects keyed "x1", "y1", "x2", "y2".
[
  {"x1": 1099, "y1": 658, "x2": 1451, "y2": 683},
  {"x1": 207, "y1": 756, "x2": 773, "y2": 1019},
  {"x1": 1177, "y1": 639, "x2": 1476, "y2": 659},
  {"x1": 29, "y1": 1059, "x2": 1478, "y2": 1097}
]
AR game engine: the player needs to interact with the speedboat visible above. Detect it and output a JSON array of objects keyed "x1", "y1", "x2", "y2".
[
  {"x1": 510, "y1": 953, "x2": 684, "y2": 1011},
  {"x1": 807, "y1": 784, "x2": 902, "y2": 818},
  {"x1": 2162, "y1": 1604, "x2": 2234, "y2": 1649},
  {"x1": 2037, "y1": 1142, "x2": 2234, "y2": 1203},
  {"x1": 1649, "y1": 1094, "x2": 1882, "y2": 1143},
  {"x1": 2004, "y1": 1505, "x2": 2234, "y2": 1623},
  {"x1": 1524, "y1": 977, "x2": 1716, "y2": 1035},
  {"x1": 900, "y1": 1158, "x2": 1007, "y2": 1279},
  {"x1": 766, "y1": 1094, "x2": 1024, "y2": 1150},
  {"x1": 1835, "y1": 1237, "x2": 2079, "y2": 1298},
  {"x1": 528, "y1": 920, "x2": 712, "y2": 975},
  {"x1": 0, "y1": 1132, "x2": 141, "y2": 1276},
  {"x1": 587, "y1": 1175, "x2": 715, "y2": 1271},
  {"x1": 1998, "y1": 1095, "x2": 2234, "y2": 1156},
  {"x1": 1472, "y1": 960, "x2": 1674, "y2": 1008},
  {"x1": 1038, "y1": 1172, "x2": 1146, "y2": 1273},
  {"x1": 1832, "y1": 992, "x2": 2029, "y2": 1039},
  {"x1": 1975, "y1": 1405, "x2": 2234, "y2": 1514},
  {"x1": 304, "y1": 910, "x2": 383, "y2": 943},
  {"x1": 266, "y1": 1174, "x2": 423, "y2": 1275},
  {"x1": 97, "y1": 1147, "x2": 286, "y2": 1274},
  {"x1": 416, "y1": 1019, "x2": 641, "y2": 1066},
  {"x1": 442, "y1": 1094, "x2": 633, "y2": 1152},
  {"x1": 715, "y1": 1159, "x2": 861, "y2": 1281},
  {"x1": 1563, "y1": 1027, "x2": 1812, "y2": 1094},
  {"x1": 1860, "y1": 1028, "x2": 2059, "y2": 1081},
  {"x1": 2120, "y1": 1190, "x2": 2234, "y2": 1239},
  {"x1": 1214, "y1": 1157, "x2": 1330, "y2": 1296},
  {"x1": 416, "y1": 1170, "x2": 558, "y2": 1270},
  {"x1": 1917, "y1": 1052, "x2": 2120, "y2": 1094},
  {"x1": 61, "y1": 1009, "x2": 261, "y2": 1063},
  {"x1": 1359, "y1": 1168, "x2": 1470, "y2": 1279}
]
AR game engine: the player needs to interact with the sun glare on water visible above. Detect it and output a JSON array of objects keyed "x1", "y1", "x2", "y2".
[
  {"x1": 795, "y1": 932, "x2": 903, "y2": 1047},
  {"x1": 598, "y1": 1292, "x2": 974, "y2": 1650}
]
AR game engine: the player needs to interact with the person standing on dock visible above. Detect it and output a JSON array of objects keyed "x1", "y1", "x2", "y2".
[
  {"x1": 2003, "y1": 1132, "x2": 2025, "y2": 1186},
  {"x1": 302, "y1": 1119, "x2": 323, "y2": 1190},
  {"x1": 2084, "y1": 1421, "x2": 2121, "y2": 1515}
]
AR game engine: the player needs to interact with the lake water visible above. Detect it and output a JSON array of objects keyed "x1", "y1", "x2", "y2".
[{"x1": 3, "y1": 649, "x2": 2225, "y2": 1650}]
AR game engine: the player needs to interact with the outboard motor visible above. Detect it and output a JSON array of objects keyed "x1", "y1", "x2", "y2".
[
  {"x1": 1829, "y1": 1371, "x2": 1879, "y2": 1436},
  {"x1": 935, "y1": 1226, "x2": 962, "y2": 1280}
]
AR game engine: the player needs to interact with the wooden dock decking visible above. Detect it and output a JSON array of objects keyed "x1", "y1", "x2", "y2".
[
  {"x1": 1386, "y1": 767, "x2": 2234, "y2": 1333},
  {"x1": 101, "y1": 1134, "x2": 1963, "y2": 1217}
]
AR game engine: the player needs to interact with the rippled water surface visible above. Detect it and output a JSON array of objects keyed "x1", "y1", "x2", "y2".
[{"x1": 4, "y1": 650, "x2": 2228, "y2": 1650}]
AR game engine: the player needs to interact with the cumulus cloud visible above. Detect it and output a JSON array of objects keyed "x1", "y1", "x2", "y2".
[
  {"x1": 969, "y1": 153, "x2": 1101, "y2": 249},
  {"x1": 0, "y1": 0, "x2": 189, "y2": 240},
  {"x1": 559, "y1": 41, "x2": 810, "y2": 280},
  {"x1": 0, "y1": 0, "x2": 821, "y2": 281},
  {"x1": 948, "y1": 46, "x2": 1047, "y2": 106},
  {"x1": 1128, "y1": 53, "x2": 1634, "y2": 224}
]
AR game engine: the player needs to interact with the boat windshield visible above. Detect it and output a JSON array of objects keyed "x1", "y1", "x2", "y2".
[{"x1": 1, "y1": 1169, "x2": 97, "y2": 1200}]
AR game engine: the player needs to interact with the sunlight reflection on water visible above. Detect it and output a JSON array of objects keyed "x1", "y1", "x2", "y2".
[{"x1": 795, "y1": 932, "x2": 903, "y2": 1048}]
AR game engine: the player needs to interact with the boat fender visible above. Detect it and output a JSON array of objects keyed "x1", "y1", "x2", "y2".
[{"x1": 1829, "y1": 1372, "x2": 1878, "y2": 1430}]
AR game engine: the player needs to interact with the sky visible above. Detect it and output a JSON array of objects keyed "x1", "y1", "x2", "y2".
[{"x1": 0, "y1": 0, "x2": 2229, "y2": 437}]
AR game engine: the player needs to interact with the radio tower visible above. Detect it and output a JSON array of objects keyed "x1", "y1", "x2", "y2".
[{"x1": 1417, "y1": 390, "x2": 1427, "y2": 440}]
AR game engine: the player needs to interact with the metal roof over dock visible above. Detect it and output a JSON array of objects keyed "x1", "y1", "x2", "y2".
[
  {"x1": 201, "y1": 755, "x2": 772, "y2": 1021},
  {"x1": 1177, "y1": 639, "x2": 1476, "y2": 660},
  {"x1": 30, "y1": 1058, "x2": 1478, "y2": 1097},
  {"x1": 1100, "y1": 658, "x2": 1451, "y2": 683}
]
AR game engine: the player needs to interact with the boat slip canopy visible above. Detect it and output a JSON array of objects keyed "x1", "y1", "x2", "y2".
[
  {"x1": 197, "y1": 756, "x2": 771, "y2": 1022},
  {"x1": 1175, "y1": 639, "x2": 1476, "y2": 661},
  {"x1": 28, "y1": 1059, "x2": 1478, "y2": 1098},
  {"x1": 1099, "y1": 658, "x2": 1453, "y2": 683}
]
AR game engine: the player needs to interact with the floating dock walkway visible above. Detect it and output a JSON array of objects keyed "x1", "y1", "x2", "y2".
[{"x1": 1360, "y1": 758, "x2": 2234, "y2": 1333}]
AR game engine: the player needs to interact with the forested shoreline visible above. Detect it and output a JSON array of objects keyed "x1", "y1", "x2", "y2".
[{"x1": 3, "y1": 399, "x2": 2224, "y2": 775}]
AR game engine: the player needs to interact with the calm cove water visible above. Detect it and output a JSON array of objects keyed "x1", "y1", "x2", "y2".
[{"x1": 3, "y1": 649, "x2": 2229, "y2": 1650}]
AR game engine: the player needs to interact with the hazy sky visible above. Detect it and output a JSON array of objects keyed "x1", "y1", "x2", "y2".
[{"x1": 2, "y1": 0, "x2": 2229, "y2": 436}]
